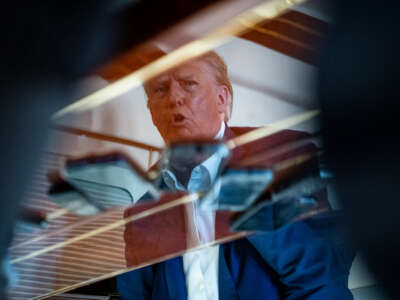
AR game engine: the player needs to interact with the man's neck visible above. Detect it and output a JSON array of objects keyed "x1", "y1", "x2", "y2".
[{"x1": 164, "y1": 121, "x2": 226, "y2": 187}]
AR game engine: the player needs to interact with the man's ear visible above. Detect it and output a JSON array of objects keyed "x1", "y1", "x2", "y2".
[{"x1": 216, "y1": 85, "x2": 228, "y2": 115}]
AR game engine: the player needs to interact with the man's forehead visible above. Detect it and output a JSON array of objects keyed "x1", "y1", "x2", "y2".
[{"x1": 148, "y1": 60, "x2": 211, "y2": 83}]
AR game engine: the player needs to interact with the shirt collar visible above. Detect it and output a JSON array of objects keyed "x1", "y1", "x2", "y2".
[
  {"x1": 193, "y1": 121, "x2": 225, "y2": 184},
  {"x1": 214, "y1": 121, "x2": 225, "y2": 140},
  {"x1": 161, "y1": 121, "x2": 226, "y2": 191}
]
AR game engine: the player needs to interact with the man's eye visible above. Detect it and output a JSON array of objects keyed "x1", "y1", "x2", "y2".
[
  {"x1": 154, "y1": 86, "x2": 167, "y2": 93},
  {"x1": 184, "y1": 81, "x2": 197, "y2": 87}
]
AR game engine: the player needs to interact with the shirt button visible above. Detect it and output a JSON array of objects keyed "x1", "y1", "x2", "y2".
[{"x1": 199, "y1": 283, "x2": 205, "y2": 291}]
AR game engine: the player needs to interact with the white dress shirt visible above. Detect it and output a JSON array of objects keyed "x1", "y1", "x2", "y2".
[{"x1": 160, "y1": 122, "x2": 225, "y2": 300}]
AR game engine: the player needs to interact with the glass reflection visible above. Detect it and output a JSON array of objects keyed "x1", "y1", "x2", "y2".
[
  {"x1": 231, "y1": 193, "x2": 331, "y2": 232},
  {"x1": 157, "y1": 142, "x2": 230, "y2": 191},
  {"x1": 200, "y1": 168, "x2": 274, "y2": 211},
  {"x1": 7, "y1": 5, "x2": 362, "y2": 299},
  {"x1": 48, "y1": 153, "x2": 160, "y2": 215}
]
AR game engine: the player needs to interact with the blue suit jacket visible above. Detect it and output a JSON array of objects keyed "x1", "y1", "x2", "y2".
[
  {"x1": 117, "y1": 214, "x2": 354, "y2": 300},
  {"x1": 117, "y1": 128, "x2": 354, "y2": 299}
]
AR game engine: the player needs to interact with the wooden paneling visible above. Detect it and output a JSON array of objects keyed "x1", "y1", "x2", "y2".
[
  {"x1": 96, "y1": 10, "x2": 329, "y2": 83},
  {"x1": 240, "y1": 10, "x2": 329, "y2": 65}
]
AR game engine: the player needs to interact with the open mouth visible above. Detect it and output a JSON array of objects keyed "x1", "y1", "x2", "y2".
[{"x1": 173, "y1": 113, "x2": 186, "y2": 123}]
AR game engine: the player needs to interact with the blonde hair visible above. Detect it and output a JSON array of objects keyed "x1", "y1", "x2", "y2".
[
  {"x1": 197, "y1": 51, "x2": 233, "y2": 121},
  {"x1": 144, "y1": 51, "x2": 233, "y2": 121}
]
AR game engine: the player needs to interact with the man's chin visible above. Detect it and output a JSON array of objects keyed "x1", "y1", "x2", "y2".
[
  {"x1": 166, "y1": 134, "x2": 192, "y2": 144},
  {"x1": 165, "y1": 132, "x2": 217, "y2": 145},
  {"x1": 167, "y1": 126, "x2": 213, "y2": 144}
]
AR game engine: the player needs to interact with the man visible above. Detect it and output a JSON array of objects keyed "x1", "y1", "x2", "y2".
[
  {"x1": 117, "y1": 51, "x2": 353, "y2": 299},
  {"x1": 145, "y1": 52, "x2": 231, "y2": 144}
]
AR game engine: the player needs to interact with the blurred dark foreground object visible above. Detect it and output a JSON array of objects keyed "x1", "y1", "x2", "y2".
[
  {"x1": 0, "y1": 0, "x2": 227, "y2": 296},
  {"x1": 0, "y1": 1, "x2": 122, "y2": 294},
  {"x1": 318, "y1": 0, "x2": 400, "y2": 298}
]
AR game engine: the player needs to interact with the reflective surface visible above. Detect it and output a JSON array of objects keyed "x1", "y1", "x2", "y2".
[
  {"x1": 200, "y1": 168, "x2": 274, "y2": 211},
  {"x1": 6, "y1": 8, "x2": 360, "y2": 298},
  {"x1": 8, "y1": 153, "x2": 249, "y2": 299},
  {"x1": 232, "y1": 192, "x2": 331, "y2": 231}
]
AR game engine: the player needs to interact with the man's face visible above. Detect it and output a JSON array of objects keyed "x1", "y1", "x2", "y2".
[{"x1": 146, "y1": 60, "x2": 228, "y2": 143}]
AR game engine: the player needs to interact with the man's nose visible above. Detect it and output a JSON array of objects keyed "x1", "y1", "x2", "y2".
[{"x1": 167, "y1": 81, "x2": 185, "y2": 106}]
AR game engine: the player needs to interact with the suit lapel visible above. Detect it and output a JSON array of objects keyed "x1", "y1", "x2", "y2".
[
  {"x1": 164, "y1": 257, "x2": 187, "y2": 300},
  {"x1": 218, "y1": 245, "x2": 239, "y2": 300},
  {"x1": 161, "y1": 248, "x2": 239, "y2": 300}
]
